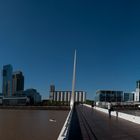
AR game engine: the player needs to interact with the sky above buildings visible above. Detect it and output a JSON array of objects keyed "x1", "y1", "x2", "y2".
[{"x1": 0, "y1": 0, "x2": 140, "y2": 99}]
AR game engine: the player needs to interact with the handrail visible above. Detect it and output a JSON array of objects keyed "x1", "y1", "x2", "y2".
[{"x1": 57, "y1": 107, "x2": 73, "y2": 140}]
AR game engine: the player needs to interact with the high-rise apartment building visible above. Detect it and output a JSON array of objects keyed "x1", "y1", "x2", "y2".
[
  {"x1": 2, "y1": 64, "x2": 13, "y2": 96},
  {"x1": 12, "y1": 71, "x2": 24, "y2": 95}
]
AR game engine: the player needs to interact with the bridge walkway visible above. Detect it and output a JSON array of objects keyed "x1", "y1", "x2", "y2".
[{"x1": 69, "y1": 104, "x2": 140, "y2": 140}]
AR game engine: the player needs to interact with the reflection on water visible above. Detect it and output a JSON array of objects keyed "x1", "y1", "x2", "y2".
[{"x1": 0, "y1": 109, "x2": 69, "y2": 140}]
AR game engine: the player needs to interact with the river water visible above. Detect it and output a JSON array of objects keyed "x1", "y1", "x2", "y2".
[{"x1": 0, "y1": 109, "x2": 69, "y2": 140}]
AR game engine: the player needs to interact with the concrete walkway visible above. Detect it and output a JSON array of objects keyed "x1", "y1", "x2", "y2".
[{"x1": 76, "y1": 105, "x2": 140, "y2": 140}]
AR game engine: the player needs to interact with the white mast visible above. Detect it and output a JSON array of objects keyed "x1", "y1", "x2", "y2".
[{"x1": 70, "y1": 50, "x2": 77, "y2": 109}]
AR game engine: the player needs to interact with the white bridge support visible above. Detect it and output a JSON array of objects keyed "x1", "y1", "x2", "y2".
[
  {"x1": 57, "y1": 50, "x2": 77, "y2": 140},
  {"x1": 70, "y1": 50, "x2": 76, "y2": 109}
]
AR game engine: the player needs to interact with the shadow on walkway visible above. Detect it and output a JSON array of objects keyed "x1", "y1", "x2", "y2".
[{"x1": 68, "y1": 105, "x2": 83, "y2": 140}]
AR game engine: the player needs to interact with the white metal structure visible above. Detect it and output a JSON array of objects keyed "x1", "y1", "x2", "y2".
[
  {"x1": 57, "y1": 50, "x2": 77, "y2": 140},
  {"x1": 70, "y1": 50, "x2": 77, "y2": 109},
  {"x1": 135, "y1": 81, "x2": 140, "y2": 101}
]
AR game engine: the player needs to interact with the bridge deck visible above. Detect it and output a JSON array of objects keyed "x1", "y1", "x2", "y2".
[{"x1": 69, "y1": 104, "x2": 140, "y2": 140}]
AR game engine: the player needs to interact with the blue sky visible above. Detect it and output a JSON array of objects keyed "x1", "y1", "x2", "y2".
[{"x1": 0, "y1": 0, "x2": 140, "y2": 99}]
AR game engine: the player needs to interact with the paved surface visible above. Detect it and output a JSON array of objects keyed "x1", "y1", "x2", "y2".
[
  {"x1": 119, "y1": 110, "x2": 140, "y2": 116},
  {"x1": 73, "y1": 105, "x2": 140, "y2": 140},
  {"x1": 68, "y1": 106, "x2": 82, "y2": 140}
]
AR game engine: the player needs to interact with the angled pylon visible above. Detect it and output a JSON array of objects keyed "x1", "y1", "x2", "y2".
[{"x1": 70, "y1": 50, "x2": 77, "y2": 109}]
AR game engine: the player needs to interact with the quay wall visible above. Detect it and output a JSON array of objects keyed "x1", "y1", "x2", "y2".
[{"x1": 0, "y1": 106, "x2": 70, "y2": 110}]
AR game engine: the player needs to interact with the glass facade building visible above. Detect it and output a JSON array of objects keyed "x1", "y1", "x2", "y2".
[
  {"x1": 23, "y1": 89, "x2": 41, "y2": 105},
  {"x1": 2, "y1": 64, "x2": 13, "y2": 96},
  {"x1": 123, "y1": 93, "x2": 134, "y2": 102},
  {"x1": 12, "y1": 71, "x2": 24, "y2": 95},
  {"x1": 95, "y1": 90, "x2": 123, "y2": 102}
]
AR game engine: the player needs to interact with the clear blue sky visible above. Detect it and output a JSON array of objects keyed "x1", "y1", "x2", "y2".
[{"x1": 0, "y1": 0, "x2": 140, "y2": 99}]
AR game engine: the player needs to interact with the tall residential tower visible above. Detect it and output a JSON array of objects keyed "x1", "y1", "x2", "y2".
[
  {"x1": 12, "y1": 71, "x2": 24, "y2": 95},
  {"x1": 2, "y1": 64, "x2": 13, "y2": 96}
]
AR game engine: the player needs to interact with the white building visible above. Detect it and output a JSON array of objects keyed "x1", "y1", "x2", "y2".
[
  {"x1": 135, "y1": 81, "x2": 140, "y2": 102},
  {"x1": 49, "y1": 85, "x2": 86, "y2": 103}
]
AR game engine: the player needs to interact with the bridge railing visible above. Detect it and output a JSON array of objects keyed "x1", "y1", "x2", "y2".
[{"x1": 57, "y1": 108, "x2": 73, "y2": 140}]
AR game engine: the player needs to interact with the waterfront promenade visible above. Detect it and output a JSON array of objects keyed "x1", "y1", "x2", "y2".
[{"x1": 68, "y1": 105, "x2": 140, "y2": 140}]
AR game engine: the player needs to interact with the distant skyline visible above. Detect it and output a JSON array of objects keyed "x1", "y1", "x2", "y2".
[{"x1": 0, "y1": 0, "x2": 140, "y2": 99}]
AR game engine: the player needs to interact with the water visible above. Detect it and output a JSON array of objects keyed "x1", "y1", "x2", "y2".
[{"x1": 0, "y1": 109, "x2": 69, "y2": 140}]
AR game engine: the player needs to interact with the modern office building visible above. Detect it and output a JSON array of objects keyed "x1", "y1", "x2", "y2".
[
  {"x1": 0, "y1": 93, "x2": 3, "y2": 105},
  {"x1": 95, "y1": 90, "x2": 123, "y2": 102},
  {"x1": 1, "y1": 89, "x2": 41, "y2": 106},
  {"x1": 135, "y1": 80, "x2": 140, "y2": 102},
  {"x1": 2, "y1": 96, "x2": 28, "y2": 106},
  {"x1": 23, "y1": 89, "x2": 41, "y2": 105},
  {"x1": 12, "y1": 71, "x2": 24, "y2": 95},
  {"x1": 2, "y1": 64, "x2": 13, "y2": 96},
  {"x1": 49, "y1": 85, "x2": 86, "y2": 103},
  {"x1": 1, "y1": 64, "x2": 42, "y2": 105},
  {"x1": 123, "y1": 92, "x2": 134, "y2": 102}
]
